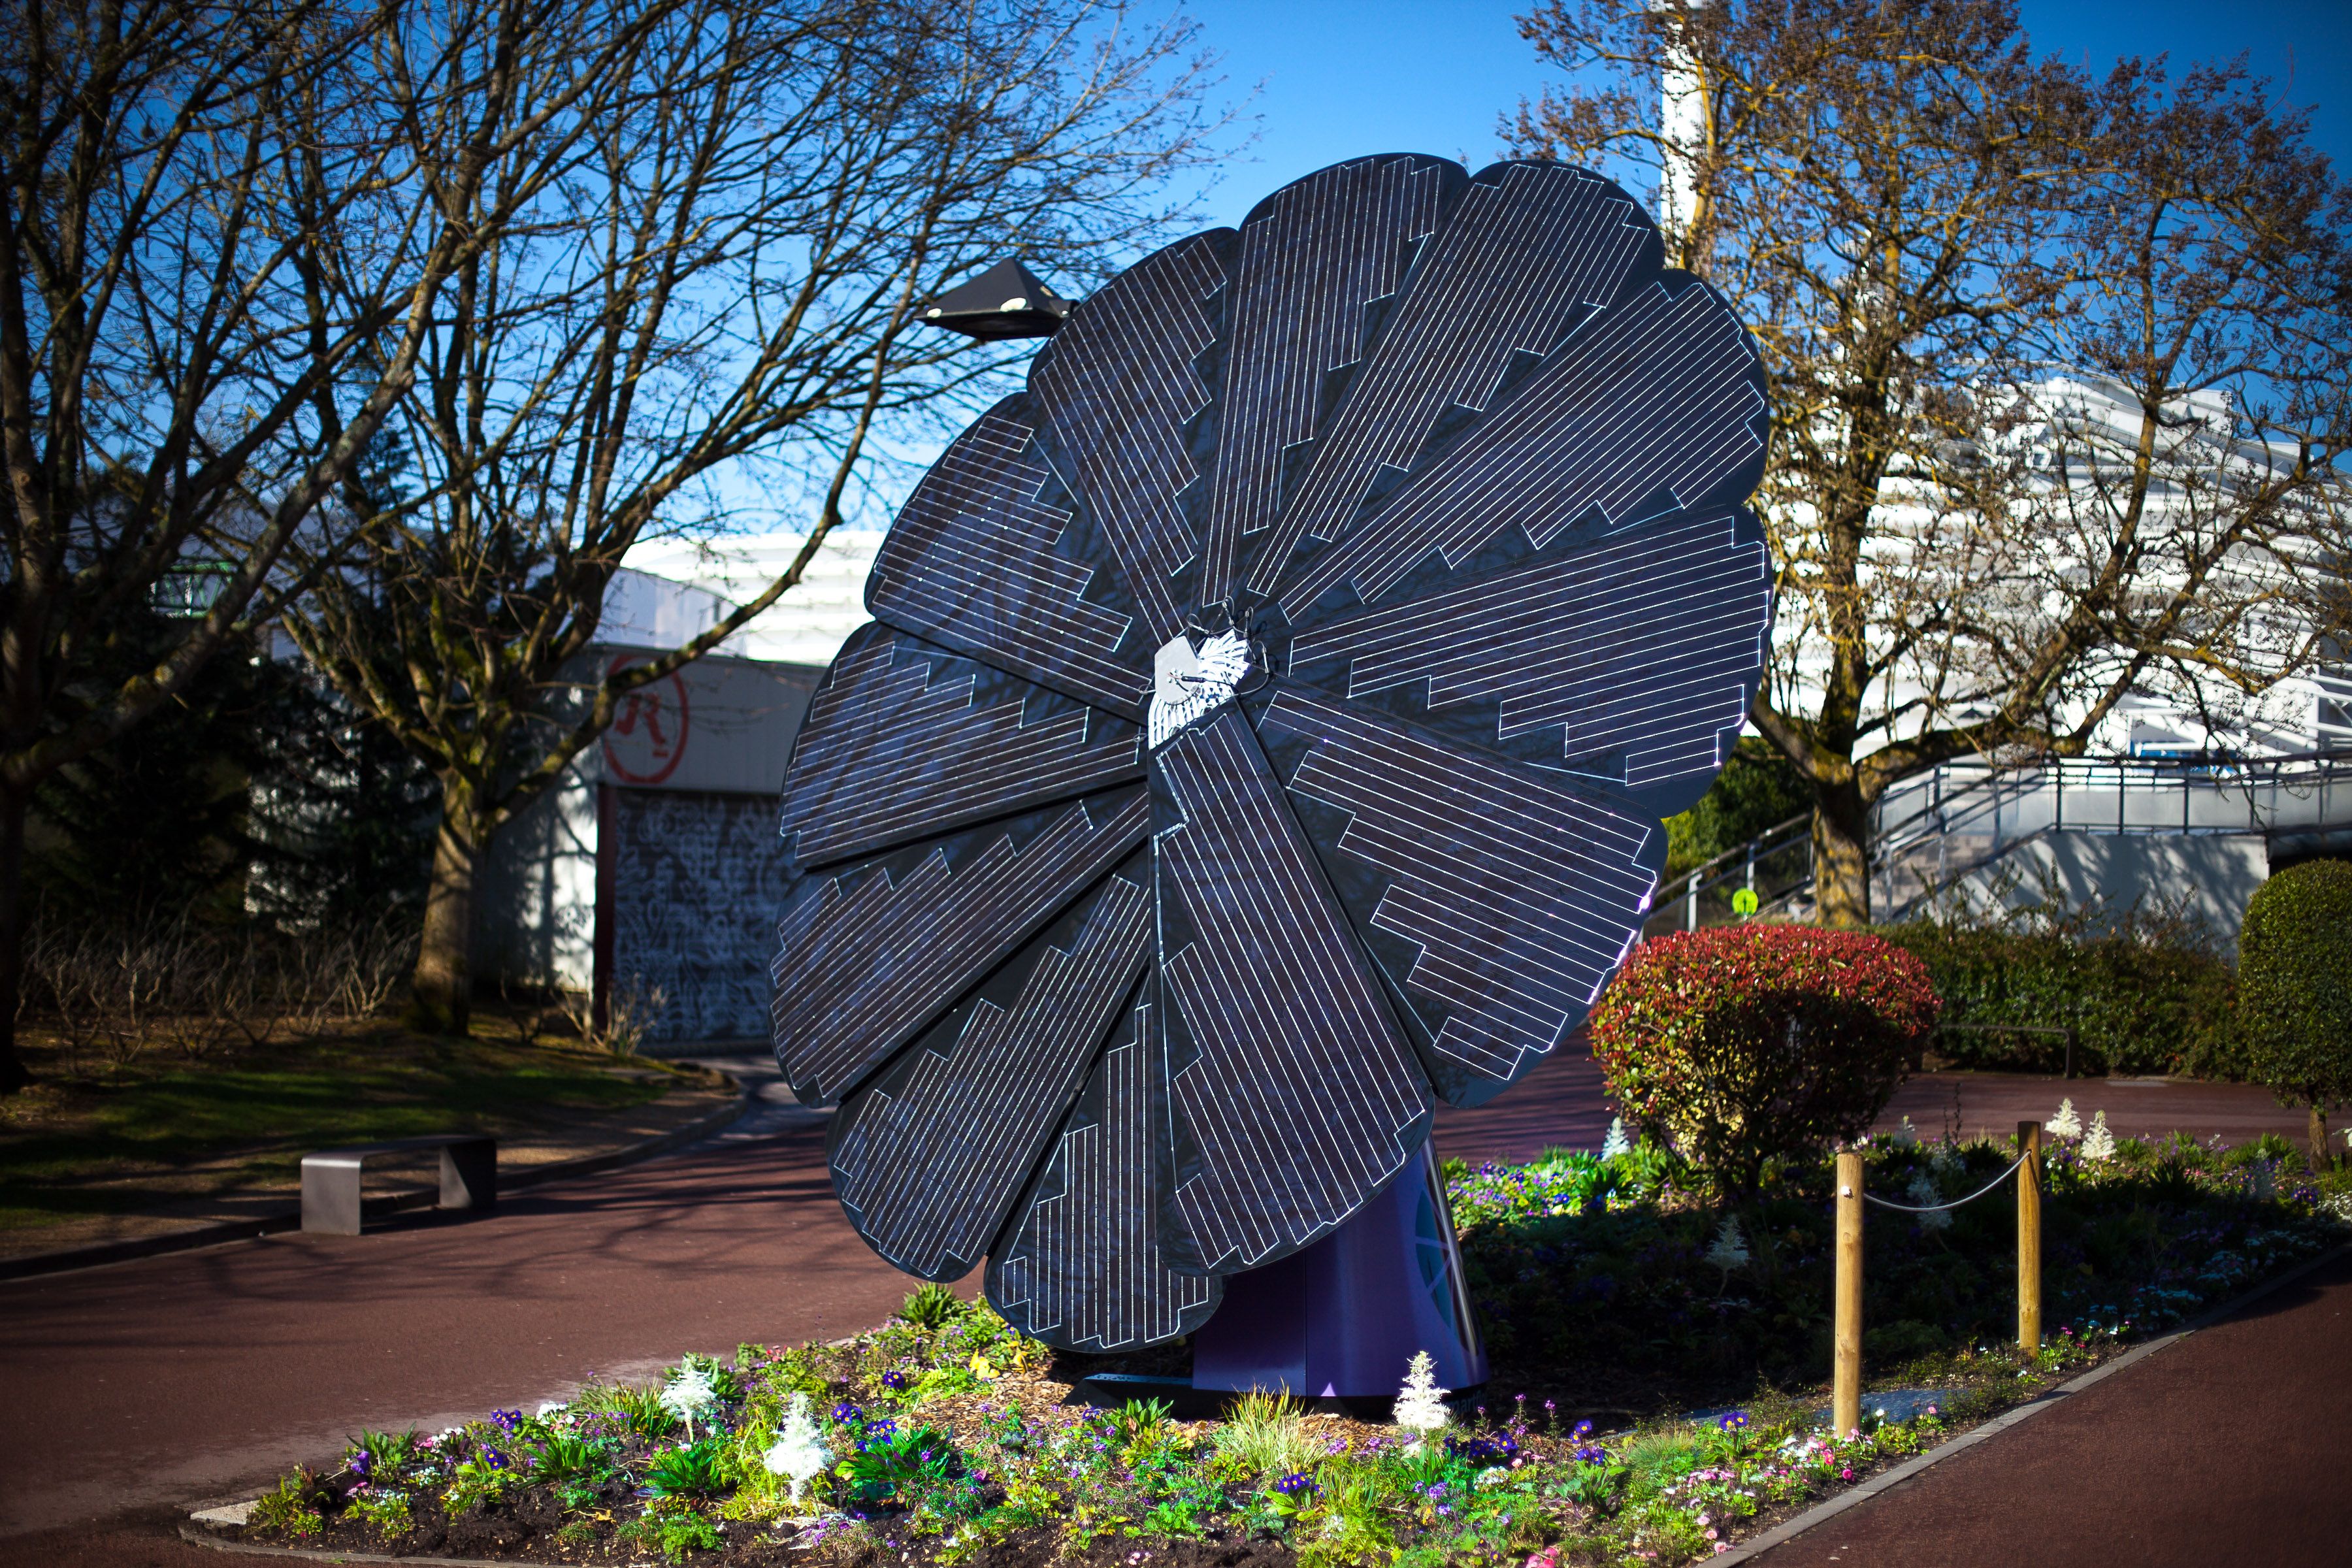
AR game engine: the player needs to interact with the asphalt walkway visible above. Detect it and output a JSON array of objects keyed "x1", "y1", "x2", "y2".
[{"x1": 1754, "y1": 1246, "x2": 2352, "y2": 1567}]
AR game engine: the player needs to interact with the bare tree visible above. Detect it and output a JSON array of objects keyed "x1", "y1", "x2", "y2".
[
  {"x1": 0, "y1": 0, "x2": 659, "y2": 1088},
  {"x1": 279, "y1": 0, "x2": 1228, "y2": 1031},
  {"x1": 1509, "y1": 0, "x2": 2352, "y2": 924}
]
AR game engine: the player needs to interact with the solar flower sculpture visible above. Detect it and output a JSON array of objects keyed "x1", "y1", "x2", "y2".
[{"x1": 772, "y1": 155, "x2": 1771, "y2": 1394}]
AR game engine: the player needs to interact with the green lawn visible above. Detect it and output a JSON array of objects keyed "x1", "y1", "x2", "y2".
[{"x1": 0, "y1": 1023, "x2": 684, "y2": 1231}]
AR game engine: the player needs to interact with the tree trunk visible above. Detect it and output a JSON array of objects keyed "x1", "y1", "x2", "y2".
[
  {"x1": 1812, "y1": 783, "x2": 1873, "y2": 929},
  {"x1": 2311, "y1": 1103, "x2": 2332, "y2": 1171},
  {"x1": 409, "y1": 792, "x2": 483, "y2": 1035},
  {"x1": 0, "y1": 784, "x2": 30, "y2": 1093}
]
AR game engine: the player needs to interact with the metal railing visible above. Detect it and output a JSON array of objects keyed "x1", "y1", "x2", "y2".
[{"x1": 1642, "y1": 749, "x2": 2352, "y2": 936}]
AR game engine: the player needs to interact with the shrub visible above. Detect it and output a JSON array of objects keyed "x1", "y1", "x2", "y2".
[
  {"x1": 1875, "y1": 923, "x2": 2240, "y2": 1077},
  {"x1": 1591, "y1": 925, "x2": 1939, "y2": 1200},
  {"x1": 2238, "y1": 860, "x2": 2352, "y2": 1160}
]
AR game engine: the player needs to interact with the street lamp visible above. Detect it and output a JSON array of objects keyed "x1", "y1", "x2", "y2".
[{"x1": 919, "y1": 258, "x2": 1071, "y2": 340}]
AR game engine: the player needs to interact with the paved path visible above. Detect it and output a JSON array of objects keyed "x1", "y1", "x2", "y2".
[
  {"x1": 1753, "y1": 1247, "x2": 2352, "y2": 1567},
  {"x1": 0, "y1": 1047, "x2": 2319, "y2": 1564}
]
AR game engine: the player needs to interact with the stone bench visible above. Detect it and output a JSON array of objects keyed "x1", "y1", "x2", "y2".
[{"x1": 300, "y1": 1134, "x2": 497, "y2": 1235}]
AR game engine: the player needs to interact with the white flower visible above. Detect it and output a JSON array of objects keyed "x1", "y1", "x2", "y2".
[
  {"x1": 1891, "y1": 1117, "x2": 1919, "y2": 1147},
  {"x1": 762, "y1": 1393, "x2": 831, "y2": 1503},
  {"x1": 1601, "y1": 1118, "x2": 1631, "y2": 1162},
  {"x1": 536, "y1": 1401, "x2": 566, "y2": 1419},
  {"x1": 1704, "y1": 1215, "x2": 1751, "y2": 1272},
  {"x1": 2082, "y1": 1111, "x2": 2117, "y2": 1162},
  {"x1": 661, "y1": 1360, "x2": 720, "y2": 1439},
  {"x1": 1476, "y1": 1466, "x2": 1511, "y2": 1489},
  {"x1": 2048, "y1": 1099, "x2": 2082, "y2": 1140},
  {"x1": 1392, "y1": 1350, "x2": 1450, "y2": 1450},
  {"x1": 1906, "y1": 1171, "x2": 1952, "y2": 1232}
]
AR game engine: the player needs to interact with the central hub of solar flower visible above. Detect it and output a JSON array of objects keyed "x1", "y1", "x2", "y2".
[{"x1": 1149, "y1": 630, "x2": 1250, "y2": 749}]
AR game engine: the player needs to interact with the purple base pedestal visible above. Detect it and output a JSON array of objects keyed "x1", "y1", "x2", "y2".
[{"x1": 1190, "y1": 1145, "x2": 1486, "y2": 1400}]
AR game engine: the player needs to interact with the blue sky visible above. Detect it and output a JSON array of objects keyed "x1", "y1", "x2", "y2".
[{"x1": 1173, "y1": 0, "x2": 2351, "y2": 228}]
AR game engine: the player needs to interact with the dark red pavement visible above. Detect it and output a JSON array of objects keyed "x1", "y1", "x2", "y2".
[
  {"x1": 0, "y1": 1083, "x2": 907, "y2": 1543},
  {"x1": 1752, "y1": 1246, "x2": 2352, "y2": 1567},
  {"x1": 0, "y1": 1048, "x2": 2323, "y2": 1565}
]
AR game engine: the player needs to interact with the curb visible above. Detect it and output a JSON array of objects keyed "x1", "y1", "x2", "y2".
[
  {"x1": 1713, "y1": 1238, "x2": 2352, "y2": 1565},
  {"x1": 0, "y1": 1074, "x2": 749, "y2": 1284},
  {"x1": 178, "y1": 1523, "x2": 525, "y2": 1565}
]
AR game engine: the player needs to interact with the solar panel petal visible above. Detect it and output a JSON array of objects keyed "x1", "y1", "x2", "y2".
[
  {"x1": 782, "y1": 623, "x2": 1144, "y2": 872},
  {"x1": 770, "y1": 787, "x2": 1149, "y2": 1107},
  {"x1": 867, "y1": 397, "x2": 1152, "y2": 716},
  {"x1": 1281, "y1": 506, "x2": 1774, "y2": 818},
  {"x1": 830, "y1": 851, "x2": 1153, "y2": 1281},
  {"x1": 986, "y1": 978, "x2": 1223, "y2": 1351},
  {"x1": 1247, "y1": 684, "x2": 1663, "y2": 1107},
  {"x1": 1152, "y1": 710, "x2": 1433, "y2": 1275}
]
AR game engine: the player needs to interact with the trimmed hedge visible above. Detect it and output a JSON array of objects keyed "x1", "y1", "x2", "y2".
[
  {"x1": 1592, "y1": 924, "x2": 1939, "y2": 1201},
  {"x1": 2238, "y1": 860, "x2": 2352, "y2": 1125},
  {"x1": 1873, "y1": 922, "x2": 2241, "y2": 1079}
]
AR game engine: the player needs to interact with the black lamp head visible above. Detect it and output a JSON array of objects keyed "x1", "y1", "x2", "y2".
[{"x1": 920, "y1": 258, "x2": 1072, "y2": 340}]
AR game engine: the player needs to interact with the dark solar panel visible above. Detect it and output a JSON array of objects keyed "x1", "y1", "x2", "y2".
[
  {"x1": 1249, "y1": 687, "x2": 1663, "y2": 1106},
  {"x1": 830, "y1": 851, "x2": 1152, "y2": 1281},
  {"x1": 1027, "y1": 234, "x2": 1229, "y2": 645},
  {"x1": 1152, "y1": 710, "x2": 1431, "y2": 1274},
  {"x1": 986, "y1": 979, "x2": 1222, "y2": 1352},
  {"x1": 866, "y1": 398, "x2": 1151, "y2": 717},
  {"x1": 770, "y1": 788, "x2": 1148, "y2": 1106},
  {"x1": 771, "y1": 154, "x2": 1773, "y2": 1347},
  {"x1": 1199, "y1": 154, "x2": 1457, "y2": 612},
  {"x1": 782, "y1": 623, "x2": 1143, "y2": 870},
  {"x1": 1244, "y1": 161, "x2": 1660, "y2": 598},
  {"x1": 1283, "y1": 506, "x2": 1772, "y2": 817}
]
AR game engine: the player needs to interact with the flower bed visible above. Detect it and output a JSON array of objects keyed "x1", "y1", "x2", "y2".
[
  {"x1": 1450, "y1": 1121, "x2": 2347, "y2": 1411},
  {"x1": 212, "y1": 1132, "x2": 2347, "y2": 1568}
]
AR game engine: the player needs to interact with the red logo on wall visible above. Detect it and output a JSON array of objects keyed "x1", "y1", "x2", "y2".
[{"x1": 601, "y1": 655, "x2": 692, "y2": 785}]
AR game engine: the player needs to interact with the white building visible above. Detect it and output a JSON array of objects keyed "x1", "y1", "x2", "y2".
[{"x1": 472, "y1": 530, "x2": 885, "y2": 1046}]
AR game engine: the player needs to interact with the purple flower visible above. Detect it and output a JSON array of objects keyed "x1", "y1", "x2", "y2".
[
  {"x1": 489, "y1": 1409, "x2": 525, "y2": 1434},
  {"x1": 881, "y1": 1369, "x2": 911, "y2": 1392},
  {"x1": 346, "y1": 1450, "x2": 372, "y2": 1478},
  {"x1": 1572, "y1": 1419, "x2": 1594, "y2": 1440},
  {"x1": 1272, "y1": 1471, "x2": 1316, "y2": 1497},
  {"x1": 1716, "y1": 1411, "x2": 1750, "y2": 1433}
]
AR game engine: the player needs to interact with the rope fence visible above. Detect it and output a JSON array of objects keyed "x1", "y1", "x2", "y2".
[
  {"x1": 1831, "y1": 1121, "x2": 2044, "y2": 1437},
  {"x1": 1859, "y1": 1151, "x2": 2029, "y2": 1215}
]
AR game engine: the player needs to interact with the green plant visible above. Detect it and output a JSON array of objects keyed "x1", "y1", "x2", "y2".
[
  {"x1": 1141, "y1": 1499, "x2": 1207, "y2": 1537},
  {"x1": 347, "y1": 1428, "x2": 421, "y2": 1475},
  {"x1": 443, "y1": 1455, "x2": 516, "y2": 1513},
  {"x1": 645, "y1": 1439, "x2": 728, "y2": 1499},
  {"x1": 1102, "y1": 1397, "x2": 1174, "y2": 1452},
  {"x1": 250, "y1": 1471, "x2": 323, "y2": 1535},
  {"x1": 347, "y1": 1490, "x2": 413, "y2": 1535},
  {"x1": 611, "y1": 1384, "x2": 681, "y2": 1442},
  {"x1": 621, "y1": 1499, "x2": 723, "y2": 1563},
  {"x1": 2238, "y1": 860, "x2": 2352, "y2": 1162},
  {"x1": 840, "y1": 1422, "x2": 962, "y2": 1507},
  {"x1": 1215, "y1": 1389, "x2": 1318, "y2": 1477},
  {"x1": 1592, "y1": 925, "x2": 1939, "y2": 1200},
  {"x1": 898, "y1": 1282, "x2": 968, "y2": 1331},
  {"x1": 529, "y1": 1432, "x2": 613, "y2": 1490}
]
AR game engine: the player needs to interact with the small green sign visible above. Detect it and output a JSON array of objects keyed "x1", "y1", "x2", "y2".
[{"x1": 1731, "y1": 887, "x2": 1760, "y2": 917}]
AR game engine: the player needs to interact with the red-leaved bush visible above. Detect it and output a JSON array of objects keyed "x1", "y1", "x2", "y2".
[{"x1": 1591, "y1": 924, "x2": 1941, "y2": 1201}]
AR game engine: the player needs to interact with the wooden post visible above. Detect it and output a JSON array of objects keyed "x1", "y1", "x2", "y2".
[
  {"x1": 1833, "y1": 1150, "x2": 1863, "y2": 1437},
  {"x1": 2017, "y1": 1120, "x2": 2042, "y2": 1354}
]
